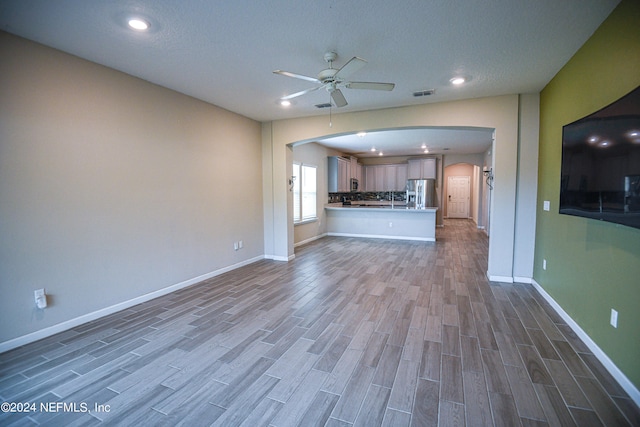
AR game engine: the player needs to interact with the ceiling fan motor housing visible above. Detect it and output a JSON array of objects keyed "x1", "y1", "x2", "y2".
[{"x1": 318, "y1": 68, "x2": 338, "y2": 83}]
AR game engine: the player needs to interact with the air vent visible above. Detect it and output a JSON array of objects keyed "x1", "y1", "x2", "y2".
[
  {"x1": 413, "y1": 89, "x2": 435, "y2": 97},
  {"x1": 315, "y1": 103, "x2": 332, "y2": 109}
]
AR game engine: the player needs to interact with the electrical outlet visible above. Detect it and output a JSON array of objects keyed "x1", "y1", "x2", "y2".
[
  {"x1": 233, "y1": 242, "x2": 239, "y2": 251},
  {"x1": 543, "y1": 259, "x2": 547, "y2": 270},
  {"x1": 543, "y1": 200, "x2": 550, "y2": 211},
  {"x1": 238, "y1": 240, "x2": 243, "y2": 249},
  {"x1": 34, "y1": 288, "x2": 47, "y2": 309},
  {"x1": 610, "y1": 309, "x2": 618, "y2": 328}
]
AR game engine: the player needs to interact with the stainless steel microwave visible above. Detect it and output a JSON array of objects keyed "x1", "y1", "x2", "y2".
[{"x1": 350, "y1": 178, "x2": 359, "y2": 192}]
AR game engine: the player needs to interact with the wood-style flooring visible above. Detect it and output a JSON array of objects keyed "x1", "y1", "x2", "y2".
[{"x1": 1, "y1": 219, "x2": 638, "y2": 426}]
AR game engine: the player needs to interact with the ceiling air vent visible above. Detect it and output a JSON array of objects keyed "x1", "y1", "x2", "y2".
[
  {"x1": 315, "y1": 103, "x2": 333, "y2": 109},
  {"x1": 413, "y1": 89, "x2": 435, "y2": 97}
]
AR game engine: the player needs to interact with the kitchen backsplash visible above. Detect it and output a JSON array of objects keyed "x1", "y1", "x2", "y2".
[{"x1": 328, "y1": 191, "x2": 406, "y2": 203}]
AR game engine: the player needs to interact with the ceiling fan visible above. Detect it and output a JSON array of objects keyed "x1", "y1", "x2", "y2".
[{"x1": 273, "y1": 52, "x2": 395, "y2": 108}]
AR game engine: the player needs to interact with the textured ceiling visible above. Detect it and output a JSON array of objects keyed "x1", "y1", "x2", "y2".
[
  {"x1": 313, "y1": 127, "x2": 494, "y2": 158},
  {"x1": 0, "y1": 0, "x2": 619, "y2": 154}
]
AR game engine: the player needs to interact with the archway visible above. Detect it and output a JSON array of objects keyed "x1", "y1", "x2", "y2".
[
  {"x1": 262, "y1": 95, "x2": 521, "y2": 281},
  {"x1": 443, "y1": 156, "x2": 493, "y2": 235}
]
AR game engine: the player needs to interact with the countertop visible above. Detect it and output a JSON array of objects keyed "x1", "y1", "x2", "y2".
[{"x1": 325, "y1": 203, "x2": 438, "y2": 212}]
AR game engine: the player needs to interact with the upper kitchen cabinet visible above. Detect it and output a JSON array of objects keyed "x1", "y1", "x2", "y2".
[
  {"x1": 407, "y1": 158, "x2": 436, "y2": 179},
  {"x1": 395, "y1": 164, "x2": 408, "y2": 189},
  {"x1": 328, "y1": 156, "x2": 361, "y2": 192},
  {"x1": 328, "y1": 156, "x2": 348, "y2": 192},
  {"x1": 364, "y1": 165, "x2": 376, "y2": 191},
  {"x1": 363, "y1": 164, "x2": 408, "y2": 191},
  {"x1": 350, "y1": 156, "x2": 362, "y2": 182},
  {"x1": 383, "y1": 164, "x2": 408, "y2": 191}
]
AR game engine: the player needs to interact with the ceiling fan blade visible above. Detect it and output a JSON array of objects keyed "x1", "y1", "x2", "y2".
[
  {"x1": 331, "y1": 89, "x2": 348, "y2": 107},
  {"x1": 281, "y1": 85, "x2": 321, "y2": 100},
  {"x1": 273, "y1": 70, "x2": 320, "y2": 83},
  {"x1": 346, "y1": 82, "x2": 395, "y2": 91},
  {"x1": 334, "y1": 57, "x2": 367, "y2": 80}
]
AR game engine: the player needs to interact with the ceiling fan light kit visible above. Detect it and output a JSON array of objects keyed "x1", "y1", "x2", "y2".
[{"x1": 274, "y1": 52, "x2": 395, "y2": 108}]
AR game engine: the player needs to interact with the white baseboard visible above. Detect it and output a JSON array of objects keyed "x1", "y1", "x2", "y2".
[
  {"x1": 265, "y1": 254, "x2": 295, "y2": 261},
  {"x1": 487, "y1": 273, "x2": 514, "y2": 283},
  {"x1": 486, "y1": 275, "x2": 532, "y2": 284},
  {"x1": 0, "y1": 255, "x2": 265, "y2": 354},
  {"x1": 294, "y1": 233, "x2": 327, "y2": 248},
  {"x1": 531, "y1": 279, "x2": 640, "y2": 407},
  {"x1": 327, "y1": 232, "x2": 435, "y2": 242}
]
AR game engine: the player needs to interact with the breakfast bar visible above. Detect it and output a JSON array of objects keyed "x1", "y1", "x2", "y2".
[{"x1": 325, "y1": 203, "x2": 438, "y2": 241}]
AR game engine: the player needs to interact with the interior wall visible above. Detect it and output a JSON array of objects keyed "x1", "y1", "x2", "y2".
[
  {"x1": 292, "y1": 142, "x2": 342, "y2": 245},
  {"x1": 0, "y1": 32, "x2": 264, "y2": 347},
  {"x1": 263, "y1": 95, "x2": 521, "y2": 281},
  {"x1": 512, "y1": 93, "x2": 540, "y2": 282},
  {"x1": 535, "y1": 0, "x2": 640, "y2": 390}
]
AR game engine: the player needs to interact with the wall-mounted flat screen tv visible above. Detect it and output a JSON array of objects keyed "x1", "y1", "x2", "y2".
[{"x1": 560, "y1": 86, "x2": 640, "y2": 229}]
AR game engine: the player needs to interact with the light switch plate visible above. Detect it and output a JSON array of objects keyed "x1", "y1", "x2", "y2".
[
  {"x1": 610, "y1": 309, "x2": 618, "y2": 328},
  {"x1": 543, "y1": 201, "x2": 550, "y2": 211}
]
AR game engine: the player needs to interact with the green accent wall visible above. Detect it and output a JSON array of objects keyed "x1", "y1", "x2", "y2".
[{"x1": 535, "y1": 0, "x2": 640, "y2": 388}]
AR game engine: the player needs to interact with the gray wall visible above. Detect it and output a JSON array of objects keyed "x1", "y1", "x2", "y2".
[
  {"x1": 0, "y1": 33, "x2": 264, "y2": 347},
  {"x1": 513, "y1": 93, "x2": 540, "y2": 282},
  {"x1": 291, "y1": 142, "x2": 343, "y2": 246}
]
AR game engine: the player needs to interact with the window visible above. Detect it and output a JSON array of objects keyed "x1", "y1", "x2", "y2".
[{"x1": 293, "y1": 162, "x2": 317, "y2": 223}]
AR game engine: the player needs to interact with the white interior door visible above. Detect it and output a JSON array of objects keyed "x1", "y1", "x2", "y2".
[{"x1": 448, "y1": 176, "x2": 470, "y2": 218}]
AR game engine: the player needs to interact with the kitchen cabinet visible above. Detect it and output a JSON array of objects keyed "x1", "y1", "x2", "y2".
[
  {"x1": 407, "y1": 158, "x2": 436, "y2": 179},
  {"x1": 364, "y1": 165, "x2": 384, "y2": 191},
  {"x1": 374, "y1": 166, "x2": 386, "y2": 191},
  {"x1": 384, "y1": 165, "x2": 397, "y2": 191},
  {"x1": 383, "y1": 164, "x2": 409, "y2": 191},
  {"x1": 364, "y1": 164, "x2": 408, "y2": 191},
  {"x1": 329, "y1": 156, "x2": 363, "y2": 192},
  {"x1": 354, "y1": 163, "x2": 363, "y2": 182},
  {"x1": 396, "y1": 164, "x2": 408, "y2": 190},
  {"x1": 328, "y1": 156, "x2": 350, "y2": 192},
  {"x1": 349, "y1": 156, "x2": 362, "y2": 181},
  {"x1": 339, "y1": 159, "x2": 349, "y2": 191},
  {"x1": 364, "y1": 166, "x2": 376, "y2": 191}
]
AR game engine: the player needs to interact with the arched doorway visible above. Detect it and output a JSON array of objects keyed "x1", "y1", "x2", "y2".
[
  {"x1": 262, "y1": 95, "x2": 522, "y2": 281},
  {"x1": 443, "y1": 160, "x2": 492, "y2": 234}
]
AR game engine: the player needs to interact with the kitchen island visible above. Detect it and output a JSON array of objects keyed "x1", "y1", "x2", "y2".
[{"x1": 325, "y1": 203, "x2": 438, "y2": 242}]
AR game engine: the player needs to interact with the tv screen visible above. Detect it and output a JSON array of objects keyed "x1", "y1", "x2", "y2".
[{"x1": 559, "y1": 86, "x2": 640, "y2": 229}]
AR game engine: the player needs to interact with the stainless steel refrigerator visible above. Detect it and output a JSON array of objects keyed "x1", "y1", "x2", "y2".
[{"x1": 406, "y1": 179, "x2": 436, "y2": 208}]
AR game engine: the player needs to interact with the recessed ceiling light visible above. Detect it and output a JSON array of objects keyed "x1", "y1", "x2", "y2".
[
  {"x1": 450, "y1": 77, "x2": 466, "y2": 85},
  {"x1": 378, "y1": 152, "x2": 383, "y2": 156},
  {"x1": 370, "y1": 147, "x2": 376, "y2": 152},
  {"x1": 128, "y1": 18, "x2": 149, "y2": 31},
  {"x1": 280, "y1": 100, "x2": 291, "y2": 107},
  {"x1": 357, "y1": 132, "x2": 367, "y2": 137},
  {"x1": 424, "y1": 149, "x2": 429, "y2": 153}
]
